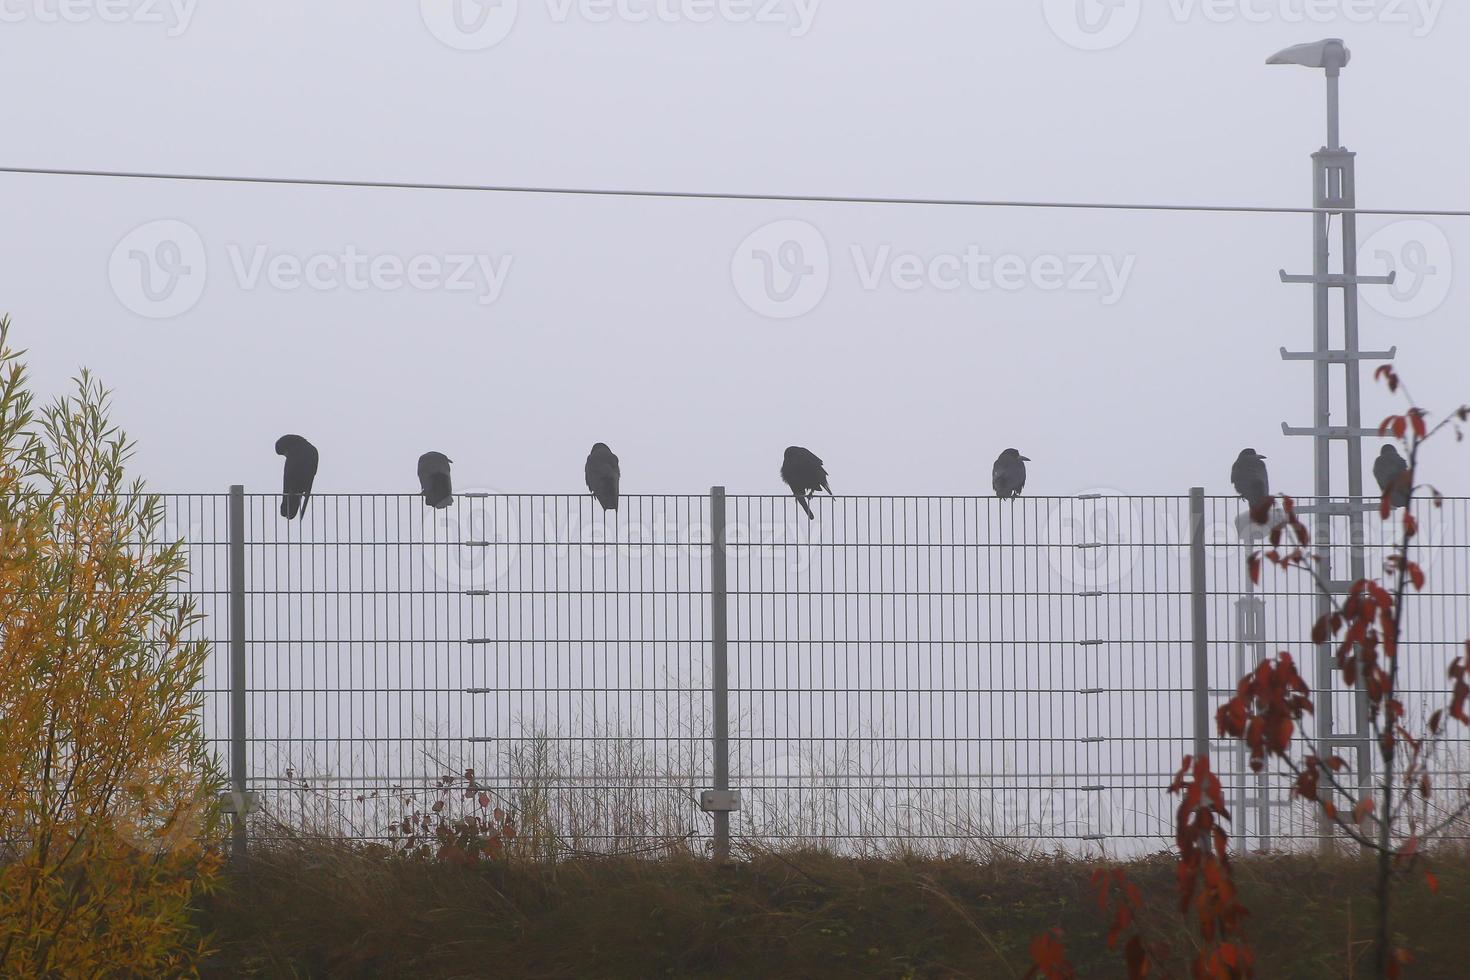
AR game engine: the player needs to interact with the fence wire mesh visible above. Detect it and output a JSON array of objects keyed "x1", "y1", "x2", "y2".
[{"x1": 159, "y1": 491, "x2": 1470, "y2": 856}]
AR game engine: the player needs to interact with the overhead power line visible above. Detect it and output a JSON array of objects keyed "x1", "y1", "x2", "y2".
[{"x1": 4, "y1": 165, "x2": 1470, "y2": 218}]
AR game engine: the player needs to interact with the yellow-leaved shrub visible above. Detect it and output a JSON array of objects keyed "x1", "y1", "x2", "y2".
[{"x1": 0, "y1": 317, "x2": 222, "y2": 976}]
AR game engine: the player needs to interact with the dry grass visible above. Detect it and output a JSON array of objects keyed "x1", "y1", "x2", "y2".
[{"x1": 196, "y1": 835, "x2": 1470, "y2": 979}]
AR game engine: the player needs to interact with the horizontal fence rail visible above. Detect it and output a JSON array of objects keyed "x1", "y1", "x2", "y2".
[{"x1": 147, "y1": 490, "x2": 1470, "y2": 857}]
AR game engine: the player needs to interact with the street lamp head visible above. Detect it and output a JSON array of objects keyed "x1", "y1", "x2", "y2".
[{"x1": 1267, "y1": 38, "x2": 1351, "y2": 72}]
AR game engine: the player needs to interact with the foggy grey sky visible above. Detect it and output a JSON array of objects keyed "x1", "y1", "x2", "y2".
[{"x1": 2, "y1": 2, "x2": 1466, "y2": 500}]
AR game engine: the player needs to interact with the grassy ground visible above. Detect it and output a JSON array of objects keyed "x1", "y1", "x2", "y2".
[{"x1": 195, "y1": 840, "x2": 1470, "y2": 978}]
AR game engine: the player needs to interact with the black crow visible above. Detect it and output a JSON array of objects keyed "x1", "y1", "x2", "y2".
[
  {"x1": 992, "y1": 448, "x2": 1030, "y2": 499},
  {"x1": 1231, "y1": 449, "x2": 1271, "y2": 514},
  {"x1": 585, "y1": 442, "x2": 620, "y2": 512},
  {"x1": 275, "y1": 434, "x2": 319, "y2": 521},
  {"x1": 781, "y1": 446, "x2": 830, "y2": 521},
  {"x1": 1374, "y1": 445, "x2": 1411, "y2": 509},
  {"x1": 417, "y1": 452, "x2": 453, "y2": 509}
]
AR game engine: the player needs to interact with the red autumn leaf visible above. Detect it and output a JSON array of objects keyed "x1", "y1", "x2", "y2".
[
  {"x1": 1352, "y1": 797, "x2": 1375, "y2": 826},
  {"x1": 1426, "y1": 870, "x2": 1440, "y2": 894},
  {"x1": 1124, "y1": 935, "x2": 1150, "y2": 980},
  {"x1": 1025, "y1": 928, "x2": 1076, "y2": 980},
  {"x1": 477, "y1": 792, "x2": 490, "y2": 809},
  {"x1": 1271, "y1": 715, "x2": 1294, "y2": 752},
  {"x1": 1410, "y1": 409, "x2": 1428, "y2": 439},
  {"x1": 1407, "y1": 563, "x2": 1425, "y2": 591}
]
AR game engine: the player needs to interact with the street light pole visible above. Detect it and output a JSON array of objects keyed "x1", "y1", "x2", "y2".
[{"x1": 1269, "y1": 38, "x2": 1395, "y2": 851}]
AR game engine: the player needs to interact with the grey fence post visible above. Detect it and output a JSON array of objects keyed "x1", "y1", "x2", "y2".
[
  {"x1": 699, "y1": 486, "x2": 736, "y2": 861},
  {"x1": 228, "y1": 485, "x2": 248, "y2": 861},
  {"x1": 1189, "y1": 487, "x2": 1210, "y2": 765}
]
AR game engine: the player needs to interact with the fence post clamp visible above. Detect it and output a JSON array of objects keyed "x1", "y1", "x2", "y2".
[{"x1": 699, "y1": 790, "x2": 740, "y2": 813}]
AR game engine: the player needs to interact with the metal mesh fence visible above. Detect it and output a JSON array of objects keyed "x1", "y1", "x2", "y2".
[
  {"x1": 1202, "y1": 495, "x2": 1470, "y2": 850},
  {"x1": 159, "y1": 491, "x2": 1470, "y2": 856}
]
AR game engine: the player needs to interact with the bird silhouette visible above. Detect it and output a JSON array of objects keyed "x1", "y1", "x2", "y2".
[
  {"x1": 275, "y1": 434, "x2": 319, "y2": 521},
  {"x1": 781, "y1": 446, "x2": 830, "y2": 521},
  {"x1": 1374, "y1": 445, "x2": 1411, "y2": 509},
  {"x1": 417, "y1": 452, "x2": 454, "y2": 509},
  {"x1": 1231, "y1": 449, "x2": 1271, "y2": 517},
  {"x1": 585, "y1": 442, "x2": 620, "y2": 512},
  {"x1": 992, "y1": 449, "x2": 1030, "y2": 499}
]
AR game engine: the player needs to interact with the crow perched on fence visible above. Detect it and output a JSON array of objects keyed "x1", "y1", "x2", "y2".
[
  {"x1": 1231, "y1": 448, "x2": 1271, "y2": 517},
  {"x1": 781, "y1": 446, "x2": 830, "y2": 521},
  {"x1": 1374, "y1": 444, "x2": 1411, "y2": 509},
  {"x1": 585, "y1": 442, "x2": 620, "y2": 512},
  {"x1": 417, "y1": 452, "x2": 454, "y2": 509},
  {"x1": 276, "y1": 434, "x2": 319, "y2": 521},
  {"x1": 992, "y1": 448, "x2": 1030, "y2": 499}
]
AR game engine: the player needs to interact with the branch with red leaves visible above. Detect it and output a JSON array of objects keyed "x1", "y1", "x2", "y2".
[
  {"x1": 1228, "y1": 367, "x2": 1470, "y2": 978},
  {"x1": 1169, "y1": 756, "x2": 1254, "y2": 979}
]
